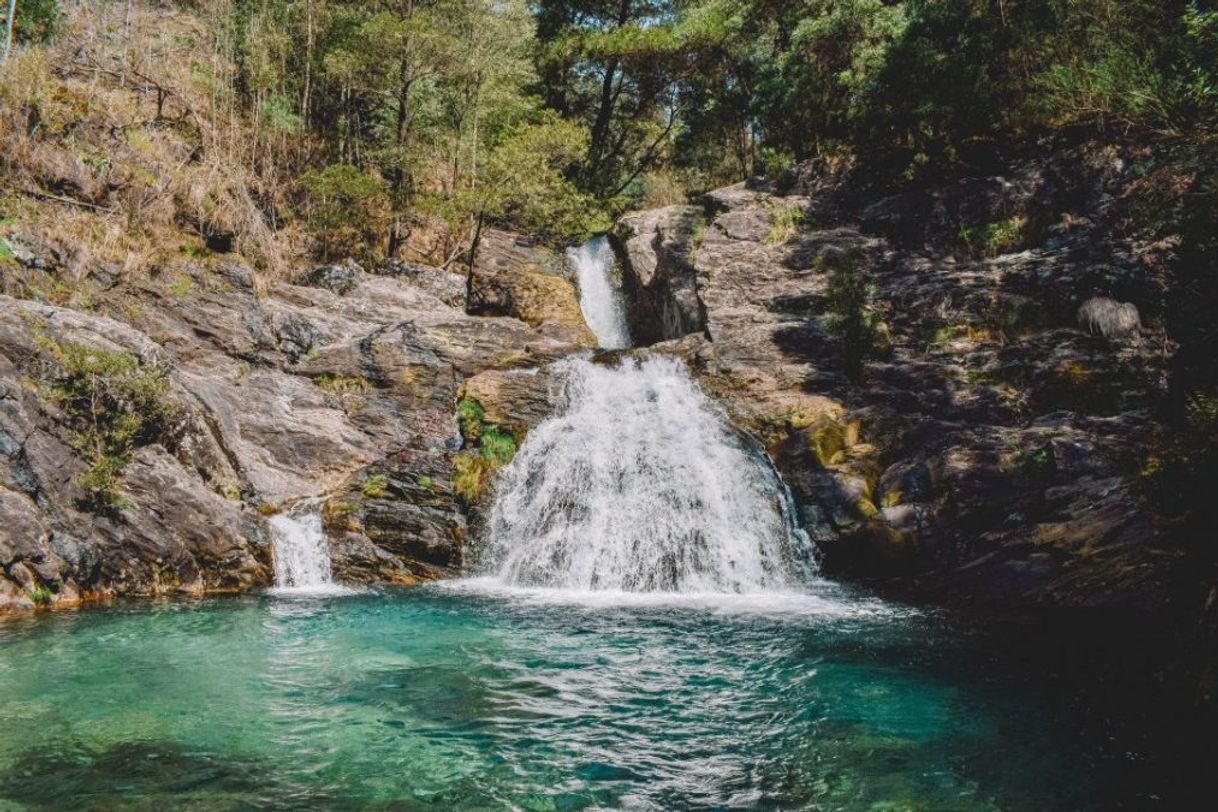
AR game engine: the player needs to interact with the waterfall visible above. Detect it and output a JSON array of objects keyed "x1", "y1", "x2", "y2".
[
  {"x1": 479, "y1": 357, "x2": 816, "y2": 594},
  {"x1": 269, "y1": 508, "x2": 344, "y2": 594},
  {"x1": 568, "y1": 235, "x2": 632, "y2": 350}
]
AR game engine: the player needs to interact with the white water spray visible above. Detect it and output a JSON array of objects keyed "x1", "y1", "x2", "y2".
[
  {"x1": 480, "y1": 357, "x2": 816, "y2": 593},
  {"x1": 269, "y1": 507, "x2": 346, "y2": 594},
  {"x1": 568, "y1": 235, "x2": 632, "y2": 349}
]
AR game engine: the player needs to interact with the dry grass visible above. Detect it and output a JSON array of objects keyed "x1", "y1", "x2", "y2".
[{"x1": 0, "y1": 2, "x2": 309, "y2": 281}]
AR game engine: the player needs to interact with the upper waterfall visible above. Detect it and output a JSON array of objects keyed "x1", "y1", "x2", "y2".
[
  {"x1": 479, "y1": 357, "x2": 816, "y2": 593},
  {"x1": 568, "y1": 235, "x2": 632, "y2": 349}
]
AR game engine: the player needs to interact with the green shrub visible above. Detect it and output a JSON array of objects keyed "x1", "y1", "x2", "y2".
[
  {"x1": 361, "y1": 473, "x2": 389, "y2": 499},
  {"x1": 822, "y1": 253, "x2": 883, "y2": 381},
  {"x1": 27, "y1": 585, "x2": 53, "y2": 606},
  {"x1": 298, "y1": 165, "x2": 390, "y2": 261},
  {"x1": 766, "y1": 205, "x2": 805, "y2": 245},
  {"x1": 451, "y1": 398, "x2": 519, "y2": 504},
  {"x1": 38, "y1": 336, "x2": 176, "y2": 509},
  {"x1": 959, "y1": 217, "x2": 1027, "y2": 258},
  {"x1": 456, "y1": 398, "x2": 485, "y2": 442},
  {"x1": 479, "y1": 427, "x2": 517, "y2": 466},
  {"x1": 13, "y1": 0, "x2": 59, "y2": 46}
]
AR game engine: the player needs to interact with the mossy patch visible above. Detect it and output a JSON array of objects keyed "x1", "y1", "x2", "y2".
[
  {"x1": 807, "y1": 419, "x2": 860, "y2": 467},
  {"x1": 314, "y1": 374, "x2": 370, "y2": 413},
  {"x1": 27, "y1": 586, "x2": 53, "y2": 606},
  {"x1": 958, "y1": 216, "x2": 1027, "y2": 258},
  {"x1": 360, "y1": 473, "x2": 389, "y2": 499},
  {"x1": 452, "y1": 397, "x2": 521, "y2": 504},
  {"x1": 37, "y1": 334, "x2": 177, "y2": 509}
]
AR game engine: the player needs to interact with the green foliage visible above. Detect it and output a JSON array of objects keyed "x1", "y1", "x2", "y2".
[
  {"x1": 456, "y1": 398, "x2": 485, "y2": 442},
  {"x1": 167, "y1": 276, "x2": 192, "y2": 299},
  {"x1": 361, "y1": 473, "x2": 389, "y2": 499},
  {"x1": 822, "y1": 252, "x2": 883, "y2": 380},
  {"x1": 479, "y1": 427, "x2": 517, "y2": 466},
  {"x1": 428, "y1": 116, "x2": 608, "y2": 254},
  {"x1": 958, "y1": 217, "x2": 1027, "y2": 258},
  {"x1": 38, "y1": 336, "x2": 176, "y2": 509},
  {"x1": 451, "y1": 396, "x2": 519, "y2": 503},
  {"x1": 27, "y1": 585, "x2": 53, "y2": 606},
  {"x1": 13, "y1": 0, "x2": 59, "y2": 46},
  {"x1": 766, "y1": 205, "x2": 805, "y2": 245},
  {"x1": 298, "y1": 165, "x2": 390, "y2": 261}
]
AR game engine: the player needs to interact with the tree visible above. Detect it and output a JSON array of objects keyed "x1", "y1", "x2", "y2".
[
  {"x1": 534, "y1": 0, "x2": 686, "y2": 198},
  {"x1": 2, "y1": 0, "x2": 17, "y2": 66}
]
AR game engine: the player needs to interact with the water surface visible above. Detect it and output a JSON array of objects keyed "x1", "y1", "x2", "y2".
[{"x1": 0, "y1": 584, "x2": 1163, "y2": 810}]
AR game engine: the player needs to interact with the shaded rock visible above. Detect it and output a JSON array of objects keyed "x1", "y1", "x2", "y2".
[
  {"x1": 298, "y1": 260, "x2": 362, "y2": 295},
  {"x1": 613, "y1": 205, "x2": 706, "y2": 344}
]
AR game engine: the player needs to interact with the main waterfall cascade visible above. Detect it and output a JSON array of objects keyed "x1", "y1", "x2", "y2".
[
  {"x1": 269, "y1": 507, "x2": 345, "y2": 593},
  {"x1": 480, "y1": 235, "x2": 817, "y2": 594},
  {"x1": 567, "y1": 235, "x2": 632, "y2": 350},
  {"x1": 480, "y1": 357, "x2": 816, "y2": 593}
]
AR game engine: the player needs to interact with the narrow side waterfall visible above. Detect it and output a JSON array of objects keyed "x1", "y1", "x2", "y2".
[
  {"x1": 269, "y1": 508, "x2": 341, "y2": 593},
  {"x1": 480, "y1": 357, "x2": 816, "y2": 593},
  {"x1": 568, "y1": 235, "x2": 632, "y2": 349}
]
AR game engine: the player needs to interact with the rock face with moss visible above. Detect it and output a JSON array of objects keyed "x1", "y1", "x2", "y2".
[
  {"x1": 0, "y1": 238, "x2": 582, "y2": 610},
  {"x1": 619, "y1": 140, "x2": 1184, "y2": 609}
]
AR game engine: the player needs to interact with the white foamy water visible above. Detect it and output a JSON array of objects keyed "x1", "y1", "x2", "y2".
[
  {"x1": 478, "y1": 356, "x2": 818, "y2": 593},
  {"x1": 443, "y1": 577, "x2": 904, "y2": 619},
  {"x1": 568, "y1": 235, "x2": 632, "y2": 349},
  {"x1": 269, "y1": 509, "x2": 354, "y2": 596}
]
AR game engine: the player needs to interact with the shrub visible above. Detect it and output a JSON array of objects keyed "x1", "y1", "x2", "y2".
[
  {"x1": 361, "y1": 473, "x2": 389, "y2": 499},
  {"x1": 479, "y1": 427, "x2": 518, "y2": 466},
  {"x1": 456, "y1": 398, "x2": 486, "y2": 442},
  {"x1": 27, "y1": 585, "x2": 53, "y2": 606},
  {"x1": 12, "y1": 0, "x2": 59, "y2": 46},
  {"x1": 822, "y1": 253, "x2": 883, "y2": 381},
  {"x1": 38, "y1": 336, "x2": 176, "y2": 508},
  {"x1": 958, "y1": 217, "x2": 1026, "y2": 258},
  {"x1": 298, "y1": 165, "x2": 390, "y2": 261},
  {"x1": 766, "y1": 205, "x2": 805, "y2": 246},
  {"x1": 451, "y1": 397, "x2": 519, "y2": 504}
]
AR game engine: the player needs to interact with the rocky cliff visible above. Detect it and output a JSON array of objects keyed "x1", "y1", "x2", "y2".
[
  {"x1": 0, "y1": 230, "x2": 582, "y2": 611},
  {"x1": 1, "y1": 138, "x2": 1209, "y2": 620},
  {"x1": 615, "y1": 139, "x2": 1199, "y2": 611}
]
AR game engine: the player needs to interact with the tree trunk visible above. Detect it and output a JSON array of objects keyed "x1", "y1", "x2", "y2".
[
  {"x1": 2, "y1": 0, "x2": 18, "y2": 67},
  {"x1": 586, "y1": 0, "x2": 632, "y2": 172}
]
